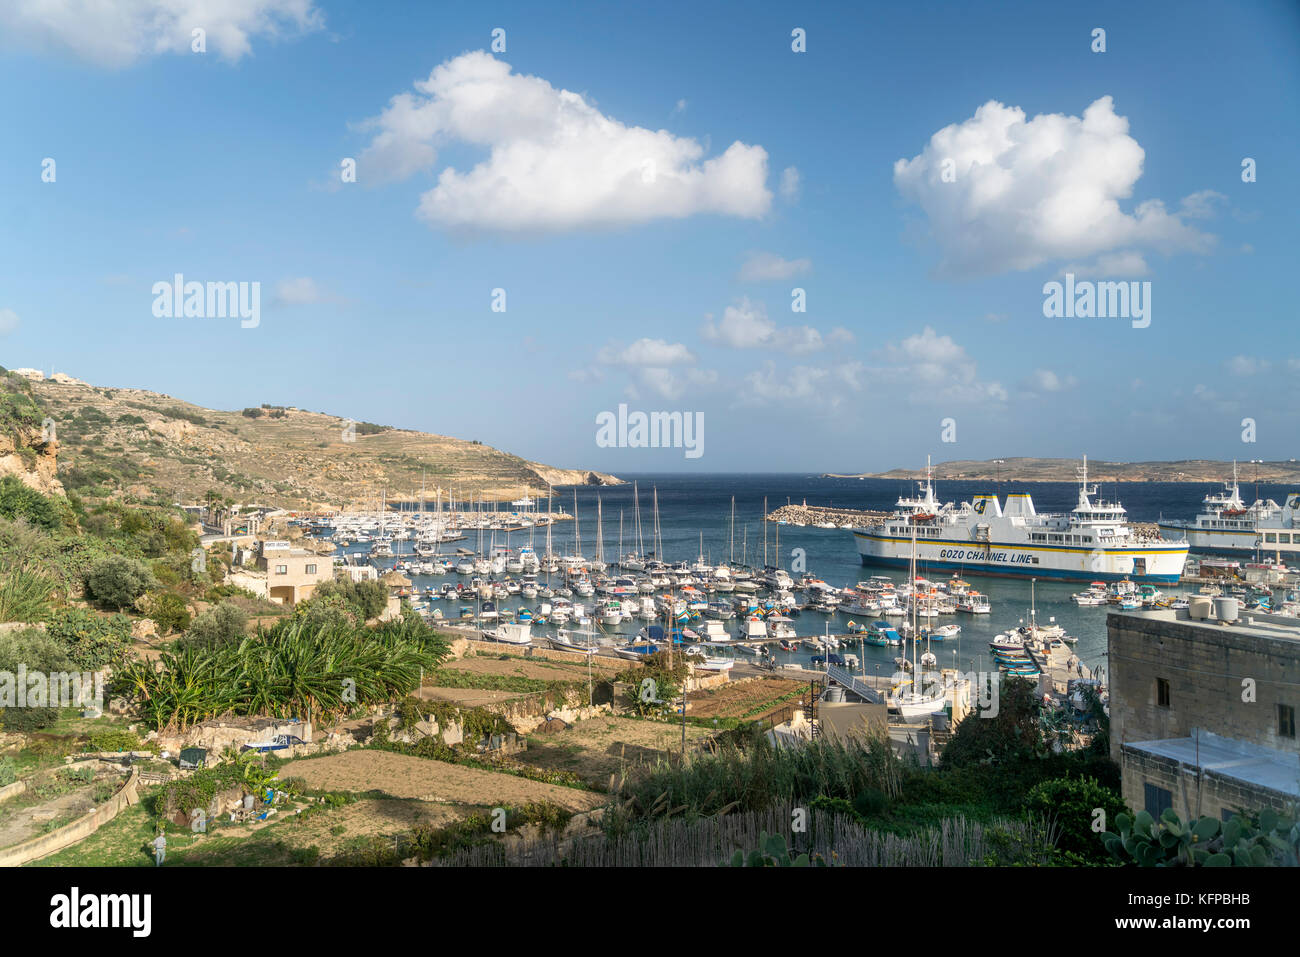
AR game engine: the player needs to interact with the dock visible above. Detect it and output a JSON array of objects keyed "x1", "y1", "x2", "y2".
[{"x1": 764, "y1": 504, "x2": 891, "y2": 527}]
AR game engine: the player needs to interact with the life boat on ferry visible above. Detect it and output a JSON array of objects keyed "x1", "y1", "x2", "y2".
[
  {"x1": 1222, "y1": 508, "x2": 1248, "y2": 517},
  {"x1": 912, "y1": 513, "x2": 937, "y2": 523}
]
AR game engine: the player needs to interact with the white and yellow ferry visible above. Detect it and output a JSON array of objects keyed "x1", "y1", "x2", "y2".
[{"x1": 853, "y1": 457, "x2": 1188, "y2": 584}]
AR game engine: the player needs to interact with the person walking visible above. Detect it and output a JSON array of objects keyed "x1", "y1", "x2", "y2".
[{"x1": 153, "y1": 831, "x2": 166, "y2": 866}]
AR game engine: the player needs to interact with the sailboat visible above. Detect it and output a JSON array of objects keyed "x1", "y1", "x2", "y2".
[{"x1": 889, "y1": 523, "x2": 947, "y2": 720}]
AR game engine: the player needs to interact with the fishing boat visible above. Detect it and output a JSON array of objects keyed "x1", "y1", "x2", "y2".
[
  {"x1": 955, "y1": 591, "x2": 991, "y2": 614},
  {"x1": 614, "y1": 642, "x2": 659, "y2": 661},
  {"x1": 549, "y1": 628, "x2": 599, "y2": 656},
  {"x1": 482, "y1": 622, "x2": 533, "y2": 645}
]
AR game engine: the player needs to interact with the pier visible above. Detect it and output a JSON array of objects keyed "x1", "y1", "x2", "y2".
[{"x1": 765, "y1": 503, "x2": 891, "y2": 527}]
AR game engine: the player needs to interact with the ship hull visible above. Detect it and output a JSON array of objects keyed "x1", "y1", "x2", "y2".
[{"x1": 854, "y1": 531, "x2": 1186, "y2": 584}]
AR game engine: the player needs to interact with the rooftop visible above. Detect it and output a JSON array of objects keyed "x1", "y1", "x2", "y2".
[
  {"x1": 1111, "y1": 607, "x2": 1300, "y2": 644},
  {"x1": 1126, "y1": 729, "x2": 1300, "y2": 799}
]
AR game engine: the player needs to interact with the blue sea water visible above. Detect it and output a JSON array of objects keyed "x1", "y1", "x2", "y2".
[{"x1": 378, "y1": 474, "x2": 1296, "y2": 679}]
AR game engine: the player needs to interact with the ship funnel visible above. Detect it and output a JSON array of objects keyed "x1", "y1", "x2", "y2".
[{"x1": 1002, "y1": 493, "x2": 1036, "y2": 517}]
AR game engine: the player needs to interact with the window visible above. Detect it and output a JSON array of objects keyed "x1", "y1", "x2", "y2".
[
  {"x1": 1221, "y1": 807, "x2": 1238, "y2": 823},
  {"x1": 305, "y1": 564, "x2": 317, "y2": 575},
  {"x1": 1279, "y1": 704, "x2": 1296, "y2": 739},
  {"x1": 1265, "y1": 532, "x2": 1277, "y2": 543},
  {"x1": 1143, "y1": 783, "x2": 1172, "y2": 818},
  {"x1": 1156, "y1": 677, "x2": 1171, "y2": 708},
  {"x1": 275, "y1": 564, "x2": 288, "y2": 575}
]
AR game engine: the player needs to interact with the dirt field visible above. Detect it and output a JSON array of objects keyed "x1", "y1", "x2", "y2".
[
  {"x1": 685, "y1": 678, "x2": 810, "y2": 721},
  {"x1": 439, "y1": 655, "x2": 623, "y2": 680},
  {"x1": 518, "y1": 716, "x2": 712, "y2": 786},
  {"x1": 277, "y1": 751, "x2": 604, "y2": 813}
]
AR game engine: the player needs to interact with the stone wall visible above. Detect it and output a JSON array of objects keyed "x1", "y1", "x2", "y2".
[
  {"x1": 1120, "y1": 746, "x2": 1295, "y2": 821},
  {"x1": 0, "y1": 770, "x2": 139, "y2": 867},
  {"x1": 1107, "y1": 612, "x2": 1300, "y2": 760}
]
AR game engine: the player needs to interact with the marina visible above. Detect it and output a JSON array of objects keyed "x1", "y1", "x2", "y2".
[{"x1": 290, "y1": 463, "x2": 1300, "y2": 693}]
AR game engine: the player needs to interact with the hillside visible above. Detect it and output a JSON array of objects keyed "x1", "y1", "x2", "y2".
[
  {"x1": 14, "y1": 374, "x2": 619, "y2": 510},
  {"x1": 827, "y1": 458, "x2": 1300, "y2": 483}
]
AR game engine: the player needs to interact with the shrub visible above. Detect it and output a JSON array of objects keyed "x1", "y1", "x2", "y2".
[
  {"x1": 0, "y1": 756, "x2": 16, "y2": 786},
  {"x1": 1025, "y1": 774, "x2": 1128, "y2": 863},
  {"x1": 89, "y1": 729, "x2": 140, "y2": 752},
  {"x1": 44, "y1": 607, "x2": 132, "y2": 670},
  {"x1": 0, "y1": 476, "x2": 68, "y2": 531},
  {"x1": 0, "y1": 560, "x2": 53, "y2": 622},
  {"x1": 182, "y1": 601, "x2": 248, "y2": 647},
  {"x1": 310, "y1": 578, "x2": 389, "y2": 623},
  {"x1": 147, "y1": 591, "x2": 191, "y2": 635},
  {"x1": 84, "y1": 555, "x2": 156, "y2": 610}
]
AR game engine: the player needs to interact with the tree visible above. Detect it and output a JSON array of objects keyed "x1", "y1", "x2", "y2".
[
  {"x1": 182, "y1": 601, "x2": 248, "y2": 648},
  {"x1": 940, "y1": 675, "x2": 1045, "y2": 768},
  {"x1": 84, "y1": 554, "x2": 156, "y2": 610}
]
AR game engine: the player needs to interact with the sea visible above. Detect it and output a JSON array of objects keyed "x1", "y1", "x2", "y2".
[{"x1": 360, "y1": 473, "x2": 1297, "y2": 681}]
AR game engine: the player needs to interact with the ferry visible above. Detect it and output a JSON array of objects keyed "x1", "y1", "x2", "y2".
[
  {"x1": 852, "y1": 457, "x2": 1189, "y2": 584},
  {"x1": 1156, "y1": 463, "x2": 1300, "y2": 557}
]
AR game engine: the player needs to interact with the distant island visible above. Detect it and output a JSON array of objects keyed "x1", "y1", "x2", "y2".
[{"x1": 825, "y1": 458, "x2": 1300, "y2": 484}]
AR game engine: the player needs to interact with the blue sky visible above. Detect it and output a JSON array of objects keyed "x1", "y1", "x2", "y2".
[{"x1": 2, "y1": 0, "x2": 1297, "y2": 475}]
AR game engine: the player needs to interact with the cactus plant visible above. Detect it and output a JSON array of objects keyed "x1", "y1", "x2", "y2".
[
  {"x1": 1101, "y1": 807, "x2": 1298, "y2": 867},
  {"x1": 725, "y1": 830, "x2": 824, "y2": 867}
]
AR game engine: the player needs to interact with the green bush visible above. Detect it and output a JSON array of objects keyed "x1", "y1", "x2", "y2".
[
  {"x1": 1025, "y1": 774, "x2": 1127, "y2": 863},
  {"x1": 182, "y1": 601, "x2": 248, "y2": 647},
  {"x1": 44, "y1": 607, "x2": 132, "y2": 670},
  {"x1": 147, "y1": 591, "x2": 191, "y2": 635},
  {"x1": 0, "y1": 476, "x2": 68, "y2": 531},
  {"x1": 84, "y1": 555, "x2": 156, "y2": 610},
  {"x1": 0, "y1": 560, "x2": 53, "y2": 622},
  {"x1": 89, "y1": 729, "x2": 140, "y2": 752},
  {"x1": 0, "y1": 756, "x2": 16, "y2": 786}
]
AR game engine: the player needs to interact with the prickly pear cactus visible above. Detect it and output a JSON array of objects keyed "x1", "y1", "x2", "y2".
[{"x1": 1102, "y1": 807, "x2": 1299, "y2": 867}]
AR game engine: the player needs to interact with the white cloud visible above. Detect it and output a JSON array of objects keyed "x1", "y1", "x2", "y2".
[
  {"x1": 872, "y1": 326, "x2": 1007, "y2": 404},
  {"x1": 1020, "y1": 368, "x2": 1078, "y2": 393},
  {"x1": 893, "y1": 96, "x2": 1215, "y2": 276},
  {"x1": 1060, "y1": 250, "x2": 1150, "y2": 278},
  {"x1": 673, "y1": 98, "x2": 688, "y2": 114},
  {"x1": 700, "y1": 298, "x2": 850, "y2": 354},
  {"x1": 0, "y1": 309, "x2": 19, "y2": 335},
  {"x1": 636, "y1": 366, "x2": 717, "y2": 400},
  {"x1": 1179, "y1": 190, "x2": 1226, "y2": 219},
  {"x1": 737, "y1": 252, "x2": 811, "y2": 282},
  {"x1": 359, "y1": 51, "x2": 771, "y2": 232},
  {"x1": 272, "y1": 277, "x2": 335, "y2": 305},
  {"x1": 1225, "y1": 356, "x2": 1268, "y2": 376},
  {"x1": 779, "y1": 166, "x2": 800, "y2": 202},
  {"x1": 0, "y1": 0, "x2": 323, "y2": 67},
  {"x1": 597, "y1": 338, "x2": 696, "y2": 366},
  {"x1": 740, "y1": 360, "x2": 865, "y2": 408}
]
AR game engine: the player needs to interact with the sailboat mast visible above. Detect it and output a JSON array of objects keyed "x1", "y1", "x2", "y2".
[
  {"x1": 763, "y1": 497, "x2": 768, "y2": 567},
  {"x1": 730, "y1": 496, "x2": 735, "y2": 565}
]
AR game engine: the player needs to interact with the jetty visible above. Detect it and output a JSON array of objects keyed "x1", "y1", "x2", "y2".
[{"x1": 765, "y1": 503, "x2": 891, "y2": 527}]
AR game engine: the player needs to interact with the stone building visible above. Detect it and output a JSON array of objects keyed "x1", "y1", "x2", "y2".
[
  {"x1": 254, "y1": 540, "x2": 332, "y2": 605},
  {"x1": 1108, "y1": 606, "x2": 1299, "y2": 822}
]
